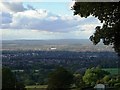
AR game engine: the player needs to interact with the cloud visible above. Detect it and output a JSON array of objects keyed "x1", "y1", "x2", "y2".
[
  {"x1": 0, "y1": 1, "x2": 26, "y2": 13},
  {"x1": 2, "y1": 12, "x2": 12, "y2": 24},
  {"x1": 68, "y1": 1, "x2": 75, "y2": 9},
  {"x1": 1, "y1": 8, "x2": 101, "y2": 33},
  {"x1": 0, "y1": 1, "x2": 103, "y2": 40},
  {"x1": 1, "y1": 1, "x2": 102, "y2": 40},
  {"x1": 1, "y1": 29, "x2": 91, "y2": 40},
  {"x1": 27, "y1": 4, "x2": 36, "y2": 11}
]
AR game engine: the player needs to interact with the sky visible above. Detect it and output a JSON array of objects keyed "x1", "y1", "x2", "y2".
[{"x1": 0, "y1": 0, "x2": 103, "y2": 40}]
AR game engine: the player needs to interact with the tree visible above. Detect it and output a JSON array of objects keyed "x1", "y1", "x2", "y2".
[
  {"x1": 83, "y1": 67, "x2": 109, "y2": 86},
  {"x1": 15, "y1": 82, "x2": 26, "y2": 90},
  {"x1": 2, "y1": 67, "x2": 26, "y2": 90},
  {"x1": 47, "y1": 67, "x2": 73, "y2": 90},
  {"x1": 74, "y1": 73, "x2": 85, "y2": 89},
  {"x1": 102, "y1": 75, "x2": 110, "y2": 83},
  {"x1": 2, "y1": 67, "x2": 16, "y2": 89},
  {"x1": 72, "y1": 2, "x2": 120, "y2": 55},
  {"x1": 83, "y1": 68, "x2": 97, "y2": 86}
]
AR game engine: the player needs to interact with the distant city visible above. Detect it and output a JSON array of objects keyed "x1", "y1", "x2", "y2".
[
  {"x1": 2, "y1": 39, "x2": 114, "y2": 52},
  {"x1": 2, "y1": 39, "x2": 119, "y2": 87}
]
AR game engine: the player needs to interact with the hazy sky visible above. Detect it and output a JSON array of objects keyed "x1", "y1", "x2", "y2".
[{"x1": 1, "y1": 0, "x2": 102, "y2": 40}]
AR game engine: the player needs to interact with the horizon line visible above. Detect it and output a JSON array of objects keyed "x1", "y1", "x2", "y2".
[{"x1": 2, "y1": 38, "x2": 90, "y2": 41}]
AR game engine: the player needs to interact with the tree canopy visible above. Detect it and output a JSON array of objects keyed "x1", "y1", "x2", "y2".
[
  {"x1": 74, "y1": 73, "x2": 85, "y2": 89},
  {"x1": 2, "y1": 67, "x2": 16, "y2": 89},
  {"x1": 72, "y1": 2, "x2": 120, "y2": 55},
  {"x1": 83, "y1": 67, "x2": 109, "y2": 86},
  {"x1": 2, "y1": 67, "x2": 26, "y2": 90},
  {"x1": 47, "y1": 67, "x2": 73, "y2": 90}
]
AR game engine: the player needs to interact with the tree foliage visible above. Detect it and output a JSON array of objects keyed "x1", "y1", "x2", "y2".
[
  {"x1": 72, "y1": 2, "x2": 120, "y2": 55},
  {"x1": 47, "y1": 67, "x2": 73, "y2": 90},
  {"x1": 74, "y1": 73, "x2": 85, "y2": 89},
  {"x1": 83, "y1": 67, "x2": 109, "y2": 86},
  {"x1": 2, "y1": 67, "x2": 16, "y2": 89},
  {"x1": 102, "y1": 75, "x2": 110, "y2": 83},
  {"x1": 2, "y1": 67, "x2": 26, "y2": 90}
]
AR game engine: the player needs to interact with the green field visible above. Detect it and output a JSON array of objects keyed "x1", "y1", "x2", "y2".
[
  {"x1": 26, "y1": 85, "x2": 47, "y2": 90},
  {"x1": 103, "y1": 68, "x2": 119, "y2": 75}
]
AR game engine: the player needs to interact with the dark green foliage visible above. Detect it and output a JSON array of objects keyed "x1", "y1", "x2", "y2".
[
  {"x1": 107, "y1": 75, "x2": 120, "y2": 89},
  {"x1": 114, "y1": 83, "x2": 120, "y2": 89},
  {"x1": 15, "y1": 82, "x2": 26, "y2": 90},
  {"x1": 72, "y1": 2, "x2": 120, "y2": 55},
  {"x1": 47, "y1": 67, "x2": 74, "y2": 90},
  {"x1": 2, "y1": 67, "x2": 26, "y2": 90},
  {"x1": 2, "y1": 67, "x2": 16, "y2": 89},
  {"x1": 74, "y1": 73, "x2": 85, "y2": 89}
]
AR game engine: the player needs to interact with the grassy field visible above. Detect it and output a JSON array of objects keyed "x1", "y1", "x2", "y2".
[
  {"x1": 26, "y1": 85, "x2": 47, "y2": 90},
  {"x1": 103, "y1": 68, "x2": 119, "y2": 75}
]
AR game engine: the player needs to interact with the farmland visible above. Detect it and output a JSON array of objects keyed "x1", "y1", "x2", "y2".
[{"x1": 103, "y1": 68, "x2": 119, "y2": 75}]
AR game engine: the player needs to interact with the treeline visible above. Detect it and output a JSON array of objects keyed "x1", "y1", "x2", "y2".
[
  {"x1": 47, "y1": 67, "x2": 120, "y2": 90},
  {"x1": 2, "y1": 67, "x2": 120, "y2": 90}
]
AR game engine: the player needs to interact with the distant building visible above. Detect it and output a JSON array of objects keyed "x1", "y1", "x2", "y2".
[{"x1": 50, "y1": 47, "x2": 56, "y2": 50}]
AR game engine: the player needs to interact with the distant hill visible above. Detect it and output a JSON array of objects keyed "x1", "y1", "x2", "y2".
[
  {"x1": 2, "y1": 39, "x2": 114, "y2": 52},
  {"x1": 2, "y1": 39, "x2": 91, "y2": 45}
]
